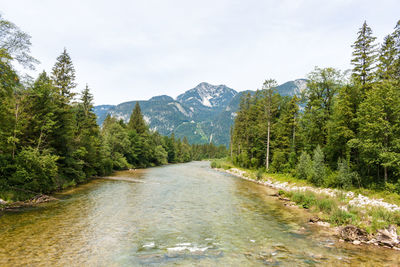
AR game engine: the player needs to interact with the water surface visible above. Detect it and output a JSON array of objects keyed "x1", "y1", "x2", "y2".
[{"x1": 1, "y1": 161, "x2": 399, "y2": 266}]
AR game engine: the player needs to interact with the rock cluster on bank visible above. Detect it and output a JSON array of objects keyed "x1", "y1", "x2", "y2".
[
  {"x1": 224, "y1": 168, "x2": 400, "y2": 212},
  {"x1": 216, "y1": 167, "x2": 400, "y2": 250}
]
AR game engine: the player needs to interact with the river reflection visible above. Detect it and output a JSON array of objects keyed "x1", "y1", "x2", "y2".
[{"x1": 1, "y1": 161, "x2": 400, "y2": 266}]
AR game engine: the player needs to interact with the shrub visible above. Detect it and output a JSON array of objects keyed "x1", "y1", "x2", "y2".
[
  {"x1": 296, "y1": 151, "x2": 312, "y2": 180},
  {"x1": 9, "y1": 147, "x2": 59, "y2": 193},
  {"x1": 329, "y1": 208, "x2": 356, "y2": 225},
  {"x1": 337, "y1": 158, "x2": 355, "y2": 189},
  {"x1": 250, "y1": 157, "x2": 259, "y2": 169},
  {"x1": 291, "y1": 191, "x2": 316, "y2": 209},
  {"x1": 278, "y1": 189, "x2": 285, "y2": 195},
  {"x1": 316, "y1": 198, "x2": 337, "y2": 213},
  {"x1": 211, "y1": 161, "x2": 217, "y2": 168},
  {"x1": 271, "y1": 150, "x2": 287, "y2": 173},
  {"x1": 237, "y1": 152, "x2": 250, "y2": 168},
  {"x1": 256, "y1": 168, "x2": 264, "y2": 180},
  {"x1": 154, "y1": 145, "x2": 168, "y2": 165},
  {"x1": 310, "y1": 145, "x2": 325, "y2": 186}
]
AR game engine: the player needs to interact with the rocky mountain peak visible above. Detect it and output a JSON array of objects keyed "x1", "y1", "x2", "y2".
[{"x1": 177, "y1": 82, "x2": 237, "y2": 109}]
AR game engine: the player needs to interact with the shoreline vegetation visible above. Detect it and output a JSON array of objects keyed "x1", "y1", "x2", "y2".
[{"x1": 211, "y1": 159, "x2": 400, "y2": 250}]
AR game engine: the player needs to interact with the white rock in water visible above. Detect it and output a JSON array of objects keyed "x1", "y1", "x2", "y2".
[
  {"x1": 0, "y1": 199, "x2": 6, "y2": 204},
  {"x1": 353, "y1": 240, "x2": 361, "y2": 245}
]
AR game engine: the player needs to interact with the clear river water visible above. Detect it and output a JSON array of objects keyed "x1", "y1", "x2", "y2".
[{"x1": 1, "y1": 161, "x2": 400, "y2": 266}]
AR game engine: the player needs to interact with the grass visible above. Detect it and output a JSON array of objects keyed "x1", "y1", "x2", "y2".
[
  {"x1": 211, "y1": 159, "x2": 400, "y2": 234},
  {"x1": 210, "y1": 158, "x2": 234, "y2": 170}
]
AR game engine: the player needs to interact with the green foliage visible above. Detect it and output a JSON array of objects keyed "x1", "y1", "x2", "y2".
[
  {"x1": 256, "y1": 168, "x2": 264, "y2": 180},
  {"x1": 128, "y1": 102, "x2": 148, "y2": 135},
  {"x1": 296, "y1": 151, "x2": 312, "y2": 180},
  {"x1": 329, "y1": 209, "x2": 357, "y2": 226},
  {"x1": 10, "y1": 147, "x2": 58, "y2": 193},
  {"x1": 351, "y1": 21, "x2": 377, "y2": 91},
  {"x1": 154, "y1": 145, "x2": 168, "y2": 165},
  {"x1": 290, "y1": 191, "x2": 316, "y2": 209},
  {"x1": 309, "y1": 145, "x2": 326, "y2": 186},
  {"x1": 0, "y1": 14, "x2": 39, "y2": 69},
  {"x1": 336, "y1": 158, "x2": 357, "y2": 189},
  {"x1": 270, "y1": 150, "x2": 287, "y2": 173},
  {"x1": 51, "y1": 48, "x2": 76, "y2": 99}
]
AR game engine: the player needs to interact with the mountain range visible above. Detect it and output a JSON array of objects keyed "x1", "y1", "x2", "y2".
[{"x1": 94, "y1": 79, "x2": 307, "y2": 146}]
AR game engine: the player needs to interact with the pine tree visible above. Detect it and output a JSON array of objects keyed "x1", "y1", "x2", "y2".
[
  {"x1": 81, "y1": 84, "x2": 94, "y2": 117},
  {"x1": 75, "y1": 84, "x2": 103, "y2": 177},
  {"x1": 51, "y1": 48, "x2": 77, "y2": 100},
  {"x1": 128, "y1": 102, "x2": 148, "y2": 135},
  {"x1": 22, "y1": 71, "x2": 58, "y2": 150},
  {"x1": 351, "y1": 21, "x2": 377, "y2": 92},
  {"x1": 393, "y1": 20, "x2": 400, "y2": 80},
  {"x1": 326, "y1": 84, "x2": 360, "y2": 167},
  {"x1": 377, "y1": 34, "x2": 397, "y2": 80}
]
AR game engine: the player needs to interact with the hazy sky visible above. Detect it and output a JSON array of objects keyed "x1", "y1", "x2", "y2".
[{"x1": 1, "y1": 0, "x2": 399, "y2": 105}]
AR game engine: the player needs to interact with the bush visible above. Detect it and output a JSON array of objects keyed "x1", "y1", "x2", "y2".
[
  {"x1": 250, "y1": 157, "x2": 259, "y2": 169},
  {"x1": 237, "y1": 152, "x2": 250, "y2": 168},
  {"x1": 329, "y1": 208, "x2": 357, "y2": 225},
  {"x1": 256, "y1": 168, "x2": 264, "y2": 180},
  {"x1": 337, "y1": 158, "x2": 355, "y2": 189},
  {"x1": 9, "y1": 147, "x2": 59, "y2": 193},
  {"x1": 271, "y1": 150, "x2": 287, "y2": 173},
  {"x1": 291, "y1": 191, "x2": 316, "y2": 209},
  {"x1": 296, "y1": 151, "x2": 312, "y2": 180},
  {"x1": 309, "y1": 145, "x2": 326, "y2": 186},
  {"x1": 154, "y1": 145, "x2": 168, "y2": 165},
  {"x1": 211, "y1": 161, "x2": 217, "y2": 168},
  {"x1": 316, "y1": 198, "x2": 337, "y2": 213}
]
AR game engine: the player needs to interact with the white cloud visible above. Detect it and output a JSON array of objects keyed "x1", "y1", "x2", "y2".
[{"x1": 1, "y1": 0, "x2": 399, "y2": 104}]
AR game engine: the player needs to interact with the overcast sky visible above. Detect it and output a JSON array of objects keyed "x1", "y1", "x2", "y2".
[{"x1": 1, "y1": 0, "x2": 399, "y2": 105}]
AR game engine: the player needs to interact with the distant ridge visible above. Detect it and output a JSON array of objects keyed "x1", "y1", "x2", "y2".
[{"x1": 94, "y1": 79, "x2": 307, "y2": 146}]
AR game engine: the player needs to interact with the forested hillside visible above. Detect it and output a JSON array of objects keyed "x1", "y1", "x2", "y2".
[
  {"x1": 94, "y1": 80, "x2": 307, "y2": 146},
  {"x1": 231, "y1": 20, "x2": 400, "y2": 189},
  {"x1": 0, "y1": 15, "x2": 226, "y2": 201}
]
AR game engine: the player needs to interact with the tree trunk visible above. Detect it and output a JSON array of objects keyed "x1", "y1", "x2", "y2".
[
  {"x1": 384, "y1": 166, "x2": 388, "y2": 184},
  {"x1": 266, "y1": 119, "x2": 270, "y2": 170},
  {"x1": 292, "y1": 122, "x2": 296, "y2": 150}
]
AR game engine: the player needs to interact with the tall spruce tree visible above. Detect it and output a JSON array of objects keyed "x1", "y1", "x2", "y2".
[
  {"x1": 377, "y1": 34, "x2": 397, "y2": 80},
  {"x1": 51, "y1": 48, "x2": 77, "y2": 100},
  {"x1": 128, "y1": 102, "x2": 148, "y2": 135},
  {"x1": 393, "y1": 20, "x2": 400, "y2": 80},
  {"x1": 351, "y1": 21, "x2": 377, "y2": 92}
]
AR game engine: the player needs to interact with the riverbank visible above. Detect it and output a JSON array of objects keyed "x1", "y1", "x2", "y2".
[
  {"x1": 211, "y1": 159, "x2": 400, "y2": 250},
  {"x1": 0, "y1": 169, "x2": 148, "y2": 210},
  {"x1": 0, "y1": 194, "x2": 57, "y2": 211}
]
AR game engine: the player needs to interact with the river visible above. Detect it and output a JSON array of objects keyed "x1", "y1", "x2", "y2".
[{"x1": 1, "y1": 161, "x2": 400, "y2": 266}]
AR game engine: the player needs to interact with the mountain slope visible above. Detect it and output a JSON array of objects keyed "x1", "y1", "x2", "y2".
[{"x1": 94, "y1": 79, "x2": 306, "y2": 146}]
